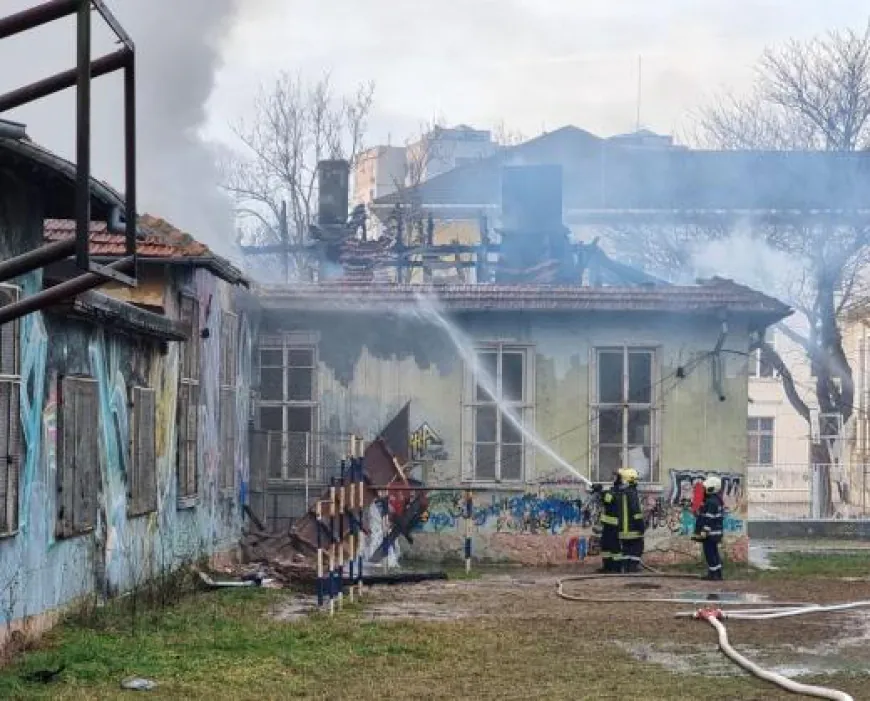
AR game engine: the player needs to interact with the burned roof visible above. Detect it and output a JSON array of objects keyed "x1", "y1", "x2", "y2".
[
  {"x1": 257, "y1": 278, "x2": 790, "y2": 320},
  {"x1": 372, "y1": 126, "x2": 870, "y2": 214},
  {"x1": 44, "y1": 217, "x2": 247, "y2": 286}
]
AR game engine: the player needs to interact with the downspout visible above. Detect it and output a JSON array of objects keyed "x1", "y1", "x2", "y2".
[{"x1": 711, "y1": 320, "x2": 728, "y2": 402}]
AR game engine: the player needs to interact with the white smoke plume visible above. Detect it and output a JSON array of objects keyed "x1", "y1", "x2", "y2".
[{"x1": 0, "y1": 0, "x2": 243, "y2": 260}]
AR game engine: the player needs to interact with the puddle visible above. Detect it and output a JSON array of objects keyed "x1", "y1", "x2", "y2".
[{"x1": 362, "y1": 602, "x2": 469, "y2": 621}]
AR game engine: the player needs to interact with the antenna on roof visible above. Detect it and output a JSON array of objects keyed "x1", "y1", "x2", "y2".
[{"x1": 636, "y1": 55, "x2": 642, "y2": 132}]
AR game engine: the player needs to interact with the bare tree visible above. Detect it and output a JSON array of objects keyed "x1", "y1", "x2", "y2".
[
  {"x1": 224, "y1": 72, "x2": 374, "y2": 280},
  {"x1": 623, "y1": 21, "x2": 870, "y2": 515},
  {"x1": 492, "y1": 120, "x2": 526, "y2": 147}
]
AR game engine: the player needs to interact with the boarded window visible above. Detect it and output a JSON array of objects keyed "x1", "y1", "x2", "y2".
[
  {"x1": 177, "y1": 294, "x2": 200, "y2": 502},
  {"x1": 220, "y1": 313, "x2": 238, "y2": 386},
  {"x1": 57, "y1": 377, "x2": 99, "y2": 538},
  {"x1": 177, "y1": 381, "x2": 199, "y2": 499},
  {"x1": 220, "y1": 387, "x2": 236, "y2": 490},
  {"x1": 129, "y1": 387, "x2": 157, "y2": 516},
  {"x1": 0, "y1": 285, "x2": 21, "y2": 537}
]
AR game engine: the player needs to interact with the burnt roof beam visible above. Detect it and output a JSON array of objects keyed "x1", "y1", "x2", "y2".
[{"x1": 0, "y1": 0, "x2": 79, "y2": 39}]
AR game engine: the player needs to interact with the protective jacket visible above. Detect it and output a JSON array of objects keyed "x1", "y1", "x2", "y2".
[
  {"x1": 696, "y1": 492, "x2": 724, "y2": 542},
  {"x1": 617, "y1": 485, "x2": 645, "y2": 542},
  {"x1": 598, "y1": 484, "x2": 622, "y2": 570}
]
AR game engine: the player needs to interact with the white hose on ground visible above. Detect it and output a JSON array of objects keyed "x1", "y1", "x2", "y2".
[
  {"x1": 722, "y1": 600, "x2": 870, "y2": 621},
  {"x1": 698, "y1": 611, "x2": 853, "y2": 701}
]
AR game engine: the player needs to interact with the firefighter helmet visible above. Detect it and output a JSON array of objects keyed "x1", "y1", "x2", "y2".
[
  {"x1": 619, "y1": 468, "x2": 639, "y2": 485},
  {"x1": 703, "y1": 475, "x2": 722, "y2": 493}
]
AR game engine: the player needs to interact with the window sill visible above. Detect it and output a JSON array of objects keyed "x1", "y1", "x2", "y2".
[
  {"x1": 176, "y1": 496, "x2": 199, "y2": 511},
  {"x1": 0, "y1": 529, "x2": 19, "y2": 541},
  {"x1": 55, "y1": 526, "x2": 95, "y2": 540}
]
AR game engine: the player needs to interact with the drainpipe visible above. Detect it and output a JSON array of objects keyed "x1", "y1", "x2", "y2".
[{"x1": 712, "y1": 320, "x2": 728, "y2": 402}]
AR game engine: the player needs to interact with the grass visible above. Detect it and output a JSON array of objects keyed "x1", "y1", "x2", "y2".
[
  {"x1": 0, "y1": 554, "x2": 867, "y2": 700},
  {"x1": 765, "y1": 551, "x2": 870, "y2": 578}
]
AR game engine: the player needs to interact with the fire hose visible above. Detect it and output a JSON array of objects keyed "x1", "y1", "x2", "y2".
[{"x1": 556, "y1": 572, "x2": 870, "y2": 700}]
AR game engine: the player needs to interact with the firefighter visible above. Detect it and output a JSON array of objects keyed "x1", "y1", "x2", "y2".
[
  {"x1": 617, "y1": 468, "x2": 646, "y2": 573},
  {"x1": 693, "y1": 475, "x2": 725, "y2": 580},
  {"x1": 591, "y1": 471, "x2": 623, "y2": 573}
]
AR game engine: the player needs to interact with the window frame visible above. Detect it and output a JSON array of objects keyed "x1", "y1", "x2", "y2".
[
  {"x1": 0, "y1": 283, "x2": 21, "y2": 538},
  {"x1": 258, "y1": 335, "x2": 319, "y2": 482},
  {"x1": 749, "y1": 331, "x2": 777, "y2": 379},
  {"x1": 465, "y1": 343, "x2": 534, "y2": 484},
  {"x1": 747, "y1": 416, "x2": 775, "y2": 466},
  {"x1": 591, "y1": 346, "x2": 660, "y2": 484},
  {"x1": 176, "y1": 293, "x2": 200, "y2": 507},
  {"x1": 129, "y1": 385, "x2": 158, "y2": 517}
]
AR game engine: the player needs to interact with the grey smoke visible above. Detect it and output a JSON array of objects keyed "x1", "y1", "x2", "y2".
[{"x1": 0, "y1": 0, "x2": 242, "y2": 260}]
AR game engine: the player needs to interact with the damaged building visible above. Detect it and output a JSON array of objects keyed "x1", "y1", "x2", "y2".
[
  {"x1": 248, "y1": 159, "x2": 791, "y2": 566},
  {"x1": 0, "y1": 123, "x2": 253, "y2": 646}
]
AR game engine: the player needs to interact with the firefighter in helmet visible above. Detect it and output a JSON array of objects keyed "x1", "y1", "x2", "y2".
[
  {"x1": 692, "y1": 475, "x2": 725, "y2": 580},
  {"x1": 617, "y1": 467, "x2": 646, "y2": 573},
  {"x1": 591, "y1": 470, "x2": 624, "y2": 573}
]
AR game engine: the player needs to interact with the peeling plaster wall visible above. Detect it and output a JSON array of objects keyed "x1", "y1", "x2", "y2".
[
  {"x1": 261, "y1": 310, "x2": 751, "y2": 563},
  {"x1": 0, "y1": 266, "x2": 252, "y2": 643}
]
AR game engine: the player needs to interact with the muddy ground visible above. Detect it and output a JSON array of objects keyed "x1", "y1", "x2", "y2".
[{"x1": 275, "y1": 566, "x2": 870, "y2": 681}]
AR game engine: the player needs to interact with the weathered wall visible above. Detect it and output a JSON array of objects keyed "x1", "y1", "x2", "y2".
[
  {"x1": 259, "y1": 310, "x2": 751, "y2": 562},
  {"x1": 0, "y1": 267, "x2": 252, "y2": 644}
]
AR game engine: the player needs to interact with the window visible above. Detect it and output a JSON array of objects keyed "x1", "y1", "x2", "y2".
[
  {"x1": 56, "y1": 377, "x2": 99, "y2": 538},
  {"x1": 220, "y1": 313, "x2": 238, "y2": 492},
  {"x1": 750, "y1": 332, "x2": 776, "y2": 378},
  {"x1": 469, "y1": 345, "x2": 530, "y2": 482},
  {"x1": 748, "y1": 417, "x2": 775, "y2": 465},
  {"x1": 0, "y1": 285, "x2": 21, "y2": 536},
  {"x1": 177, "y1": 295, "x2": 200, "y2": 502},
  {"x1": 592, "y1": 348, "x2": 658, "y2": 483},
  {"x1": 129, "y1": 386, "x2": 157, "y2": 516},
  {"x1": 258, "y1": 341, "x2": 317, "y2": 480}
]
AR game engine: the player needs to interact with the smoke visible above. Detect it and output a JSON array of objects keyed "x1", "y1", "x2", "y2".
[
  {"x1": 688, "y1": 225, "x2": 803, "y2": 305},
  {"x1": 0, "y1": 0, "x2": 243, "y2": 261}
]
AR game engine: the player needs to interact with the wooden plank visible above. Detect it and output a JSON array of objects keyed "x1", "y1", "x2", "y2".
[
  {"x1": 131, "y1": 386, "x2": 157, "y2": 514},
  {"x1": 220, "y1": 387, "x2": 235, "y2": 490},
  {"x1": 75, "y1": 379, "x2": 99, "y2": 533}
]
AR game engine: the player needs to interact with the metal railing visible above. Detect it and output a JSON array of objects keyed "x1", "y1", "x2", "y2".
[{"x1": 748, "y1": 463, "x2": 870, "y2": 520}]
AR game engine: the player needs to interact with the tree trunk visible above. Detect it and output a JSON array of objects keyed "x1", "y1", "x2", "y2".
[{"x1": 810, "y1": 441, "x2": 835, "y2": 518}]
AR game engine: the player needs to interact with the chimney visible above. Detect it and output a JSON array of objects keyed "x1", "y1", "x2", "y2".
[
  {"x1": 317, "y1": 160, "x2": 350, "y2": 229},
  {"x1": 500, "y1": 164, "x2": 563, "y2": 232}
]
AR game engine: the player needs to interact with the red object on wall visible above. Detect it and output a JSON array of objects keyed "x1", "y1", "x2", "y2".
[{"x1": 691, "y1": 480, "x2": 705, "y2": 513}]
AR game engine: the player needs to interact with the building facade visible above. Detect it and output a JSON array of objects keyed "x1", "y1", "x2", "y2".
[
  {"x1": 0, "y1": 130, "x2": 253, "y2": 646},
  {"x1": 253, "y1": 280, "x2": 789, "y2": 564}
]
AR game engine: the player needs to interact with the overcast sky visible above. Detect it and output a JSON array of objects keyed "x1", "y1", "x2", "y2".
[{"x1": 1, "y1": 1, "x2": 867, "y2": 255}]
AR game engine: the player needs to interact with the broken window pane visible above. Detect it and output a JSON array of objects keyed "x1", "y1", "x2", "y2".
[
  {"x1": 628, "y1": 351, "x2": 652, "y2": 404},
  {"x1": 502, "y1": 352, "x2": 524, "y2": 401},
  {"x1": 597, "y1": 446, "x2": 622, "y2": 482},
  {"x1": 287, "y1": 367, "x2": 313, "y2": 401},
  {"x1": 501, "y1": 443, "x2": 523, "y2": 481},
  {"x1": 627, "y1": 410, "x2": 651, "y2": 446},
  {"x1": 475, "y1": 406, "x2": 497, "y2": 443},
  {"x1": 598, "y1": 408, "x2": 622, "y2": 445},
  {"x1": 286, "y1": 432, "x2": 309, "y2": 478},
  {"x1": 626, "y1": 446, "x2": 651, "y2": 481},
  {"x1": 475, "y1": 351, "x2": 498, "y2": 401},
  {"x1": 260, "y1": 367, "x2": 284, "y2": 401},
  {"x1": 598, "y1": 351, "x2": 623, "y2": 403},
  {"x1": 475, "y1": 444, "x2": 497, "y2": 480}
]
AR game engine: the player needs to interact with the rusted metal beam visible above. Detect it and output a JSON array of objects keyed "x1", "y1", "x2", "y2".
[
  {"x1": 75, "y1": 0, "x2": 91, "y2": 272},
  {"x1": 0, "y1": 48, "x2": 130, "y2": 113},
  {"x1": 0, "y1": 257, "x2": 134, "y2": 326},
  {"x1": 0, "y1": 239, "x2": 77, "y2": 284},
  {"x1": 0, "y1": 0, "x2": 79, "y2": 40},
  {"x1": 91, "y1": 0, "x2": 133, "y2": 49},
  {"x1": 123, "y1": 54, "x2": 137, "y2": 262}
]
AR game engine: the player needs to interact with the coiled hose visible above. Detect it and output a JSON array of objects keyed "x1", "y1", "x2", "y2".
[{"x1": 556, "y1": 569, "x2": 867, "y2": 700}]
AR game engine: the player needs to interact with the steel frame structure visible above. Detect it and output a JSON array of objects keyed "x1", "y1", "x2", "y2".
[{"x1": 0, "y1": 0, "x2": 137, "y2": 325}]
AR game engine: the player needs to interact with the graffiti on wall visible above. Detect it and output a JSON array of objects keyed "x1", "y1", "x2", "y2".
[
  {"x1": 668, "y1": 469, "x2": 743, "y2": 511},
  {"x1": 410, "y1": 422, "x2": 448, "y2": 462},
  {"x1": 418, "y1": 491, "x2": 598, "y2": 535}
]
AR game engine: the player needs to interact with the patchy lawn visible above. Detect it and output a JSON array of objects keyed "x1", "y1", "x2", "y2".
[{"x1": 1, "y1": 554, "x2": 869, "y2": 700}]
